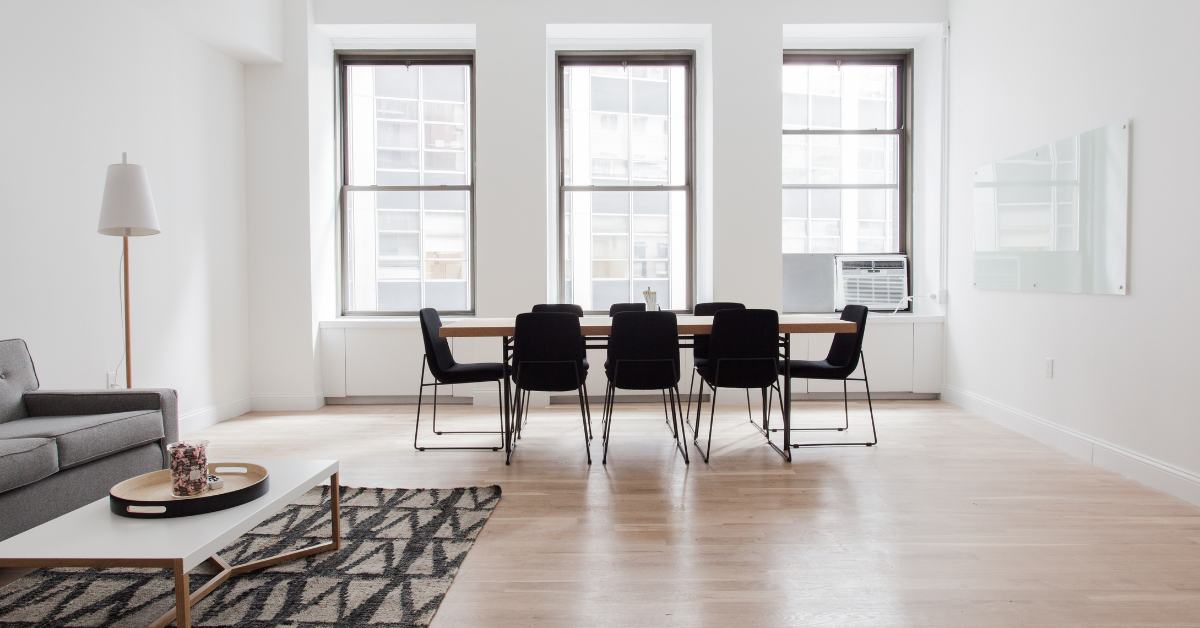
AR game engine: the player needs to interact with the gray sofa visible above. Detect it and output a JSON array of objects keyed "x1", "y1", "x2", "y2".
[{"x1": 0, "y1": 339, "x2": 178, "y2": 541}]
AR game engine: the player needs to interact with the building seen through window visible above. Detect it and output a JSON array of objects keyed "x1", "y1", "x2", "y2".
[
  {"x1": 559, "y1": 58, "x2": 691, "y2": 312},
  {"x1": 342, "y1": 58, "x2": 474, "y2": 314},
  {"x1": 782, "y1": 60, "x2": 901, "y2": 255}
]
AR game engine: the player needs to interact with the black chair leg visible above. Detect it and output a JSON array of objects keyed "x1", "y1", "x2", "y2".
[
  {"x1": 788, "y1": 351, "x2": 878, "y2": 448},
  {"x1": 862, "y1": 352, "x2": 877, "y2": 446},
  {"x1": 583, "y1": 381, "x2": 594, "y2": 440},
  {"x1": 685, "y1": 367, "x2": 697, "y2": 432},
  {"x1": 668, "y1": 385, "x2": 689, "y2": 464},
  {"x1": 415, "y1": 355, "x2": 503, "y2": 451},
  {"x1": 577, "y1": 385, "x2": 592, "y2": 465},
  {"x1": 431, "y1": 382, "x2": 441, "y2": 433},
  {"x1": 703, "y1": 385, "x2": 718, "y2": 463},
  {"x1": 662, "y1": 390, "x2": 677, "y2": 438},
  {"x1": 413, "y1": 356, "x2": 427, "y2": 451}
]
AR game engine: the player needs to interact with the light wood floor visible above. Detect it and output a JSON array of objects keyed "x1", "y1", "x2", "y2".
[
  {"x1": 185, "y1": 399, "x2": 1200, "y2": 627},
  {"x1": 7, "y1": 399, "x2": 1200, "y2": 626}
]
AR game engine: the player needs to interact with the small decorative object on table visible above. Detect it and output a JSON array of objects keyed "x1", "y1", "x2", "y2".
[
  {"x1": 167, "y1": 440, "x2": 209, "y2": 497},
  {"x1": 643, "y1": 286, "x2": 658, "y2": 311}
]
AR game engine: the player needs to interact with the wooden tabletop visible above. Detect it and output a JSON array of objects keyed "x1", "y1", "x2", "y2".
[{"x1": 440, "y1": 314, "x2": 856, "y2": 337}]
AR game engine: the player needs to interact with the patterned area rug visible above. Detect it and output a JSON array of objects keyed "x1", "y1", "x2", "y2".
[{"x1": 0, "y1": 485, "x2": 500, "y2": 627}]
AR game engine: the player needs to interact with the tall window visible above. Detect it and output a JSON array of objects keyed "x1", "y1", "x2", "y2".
[
  {"x1": 340, "y1": 54, "x2": 474, "y2": 315},
  {"x1": 557, "y1": 54, "x2": 693, "y2": 313},
  {"x1": 782, "y1": 53, "x2": 906, "y2": 254}
]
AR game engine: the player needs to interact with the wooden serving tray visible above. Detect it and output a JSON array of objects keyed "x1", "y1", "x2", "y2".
[{"x1": 109, "y1": 462, "x2": 270, "y2": 518}]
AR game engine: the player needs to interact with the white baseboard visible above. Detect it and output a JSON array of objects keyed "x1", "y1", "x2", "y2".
[
  {"x1": 249, "y1": 393, "x2": 326, "y2": 412},
  {"x1": 942, "y1": 385, "x2": 1200, "y2": 508},
  {"x1": 178, "y1": 396, "x2": 251, "y2": 436}
]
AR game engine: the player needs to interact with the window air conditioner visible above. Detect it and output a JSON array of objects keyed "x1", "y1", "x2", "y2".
[{"x1": 834, "y1": 255, "x2": 909, "y2": 311}]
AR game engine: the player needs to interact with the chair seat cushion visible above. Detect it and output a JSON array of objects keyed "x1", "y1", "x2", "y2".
[
  {"x1": 0, "y1": 411, "x2": 164, "y2": 470},
  {"x1": 779, "y1": 359, "x2": 856, "y2": 381},
  {"x1": 436, "y1": 362, "x2": 507, "y2": 385},
  {"x1": 693, "y1": 357, "x2": 708, "y2": 369},
  {"x1": 0, "y1": 438, "x2": 58, "y2": 493}
]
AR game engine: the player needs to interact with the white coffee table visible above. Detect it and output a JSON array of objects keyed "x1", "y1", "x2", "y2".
[{"x1": 0, "y1": 459, "x2": 339, "y2": 628}]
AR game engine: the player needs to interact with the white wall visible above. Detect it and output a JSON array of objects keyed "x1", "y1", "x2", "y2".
[
  {"x1": 244, "y1": 0, "x2": 331, "y2": 411},
  {"x1": 0, "y1": 0, "x2": 252, "y2": 433},
  {"x1": 943, "y1": 0, "x2": 1200, "y2": 504},
  {"x1": 267, "y1": 0, "x2": 948, "y2": 405}
]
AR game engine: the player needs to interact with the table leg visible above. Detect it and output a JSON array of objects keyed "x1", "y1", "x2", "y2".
[
  {"x1": 173, "y1": 559, "x2": 190, "y2": 628},
  {"x1": 150, "y1": 472, "x2": 342, "y2": 628},
  {"x1": 502, "y1": 335, "x2": 513, "y2": 463},
  {"x1": 783, "y1": 333, "x2": 792, "y2": 457}
]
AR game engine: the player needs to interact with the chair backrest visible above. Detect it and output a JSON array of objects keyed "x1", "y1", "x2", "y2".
[
  {"x1": 0, "y1": 339, "x2": 38, "y2": 424},
  {"x1": 706, "y1": 309, "x2": 779, "y2": 389},
  {"x1": 606, "y1": 312, "x2": 680, "y2": 390},
  {"x1": 418, "y1": 308, "x2": 457, "y2": 381},
  {"x1": 691, "y1": 302, "x2": 746, "y2": 361},
  {"x1": 512, "y1": 313, "x2": 587, "y2": 392},
  {"x1": 532, "y1": 303, "x2": 584, "y2": 317},
  {"x1": 608, "y1": 302, "x2": 646, "y2": 316},
  {"x1": 825, "y1": 305, "x2": 868, "y2": 370}
]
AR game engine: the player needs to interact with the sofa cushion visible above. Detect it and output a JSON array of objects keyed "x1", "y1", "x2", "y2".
[
  {"x1": 0, "y1": 411, "x2": 164, "y2": 470},
  {"x1": 0, "y1": 339, "x2": 39, "y2": 425},
  {"x1": 0, "y1": 438, "x2": 58, "y2": 494}
]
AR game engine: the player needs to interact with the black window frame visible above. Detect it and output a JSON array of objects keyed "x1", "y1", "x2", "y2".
[
  {"x1": 555, "y1": 51, "x2": 696, "y2": 315},
  {"x1": 782, "y1": 50, "x2": 913, "y2": 261},
  {"x1": 336, "y1": 50, "x2": 477, "y2": 317}
]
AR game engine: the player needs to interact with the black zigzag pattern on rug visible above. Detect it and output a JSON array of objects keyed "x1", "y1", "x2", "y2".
[{"x1": 0, "y1": 485, "x2": 501, "y2": 627}]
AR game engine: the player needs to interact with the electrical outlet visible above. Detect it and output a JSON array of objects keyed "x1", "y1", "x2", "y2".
[
  {"x1": 930, "y1": 289, "x2": 948, "y2": 304},
  {"x1": 1044, "y1": 359, "x2": 1054, "y2": 379},
  {"x1": 107, "y1": 372, "x2": 120, "y2": 389}
]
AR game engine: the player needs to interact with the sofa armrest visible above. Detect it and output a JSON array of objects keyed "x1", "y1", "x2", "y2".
[{"x1": 22, "y1": 389, "x2": 179, "y2": 468}]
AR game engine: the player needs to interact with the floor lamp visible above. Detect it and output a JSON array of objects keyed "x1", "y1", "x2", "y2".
[{"x1": 97, "y1": 153, "x2": 160, "y2": 389}]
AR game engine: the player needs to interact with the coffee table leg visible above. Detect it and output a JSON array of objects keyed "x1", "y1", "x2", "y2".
[
  {"x1": 229, "y1": 471, "x2": 341, "y2": 575},
  {"x1": 173, "y1": 559, "x2": 190, "y2": 628},
  {"x1": 149, "y1": 472, "x2": 341, "y2": 628}
]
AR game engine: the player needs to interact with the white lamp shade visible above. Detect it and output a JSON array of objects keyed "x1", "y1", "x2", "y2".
[{"x1": 98, "y1": 163, "x2": 160, "y2": 236}]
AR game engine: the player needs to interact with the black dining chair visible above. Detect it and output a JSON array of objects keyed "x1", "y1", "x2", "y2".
[
  {"x1": 510, "y1": 312, "x2": 592, "y2": 464},
  {"x1": 690, "y1": 309, "x2": 783, "y2": 463},
  {"x1": 530, "y1": 303, "x2": 592, "y2": 436},
  {"x1": 601, "y1": 311, "x2": 689, "y2": 465},
  {"x1": 532, "y1": 303, "x2": 584, "y2": 317},
  {"x1": 687, "y1": 302, "x2": 748, "y2": 424},
  {"x1": 777, "y1": 305, "x2": 877, "y2": 447},
  {"x1": 415, "y1": 308, "x2": 506, "y2": 451},
  {"x1": 608, "y1": 302, "x2": 646, "y2": 316}
]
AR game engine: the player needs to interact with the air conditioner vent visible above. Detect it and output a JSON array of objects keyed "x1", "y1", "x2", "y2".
[{"x1": 834, "y1": 255, "x2": 910, "y2": 311}]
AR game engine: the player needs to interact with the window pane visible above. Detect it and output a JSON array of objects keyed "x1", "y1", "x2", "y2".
[
  {"x1": 782, "y1": 135, "x2": 898, "y2": 186},
  {"x1": 565, "y1": 190, "x2": 686, "y2": 310},
  {"x1": 345, "y1": 190, "x2": 473, "y2": 312},
  {"x1": 778, "y1": 188, "x2": 899, "y2": 255},
  {"x1": 346, "y1": 64, "x2": 471, "y2": 187},
  {"x1": 782, "y1": 63, "x2": 898, "y2": 130},
  {"x1": 564, "y1": 65, "x2": 686, "y2": 186}
]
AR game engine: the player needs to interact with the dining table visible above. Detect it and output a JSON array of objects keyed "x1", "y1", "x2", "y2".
[{"x1": 440, "y1": 314, "x2": 857, "y2": 463}]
